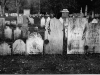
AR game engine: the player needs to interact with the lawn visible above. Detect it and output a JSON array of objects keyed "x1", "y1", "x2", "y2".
[{"x1": 1, "y1": 54, "x2": 100, "y2": 74}]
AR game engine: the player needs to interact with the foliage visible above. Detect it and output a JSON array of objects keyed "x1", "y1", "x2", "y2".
[
  {"x1": 0, "y1": 0, "x2": 79, "y2": 14},
  {"x1": 0, "y1": 0, "x2": 29, "y2": 14},
  {"x1": 40, "y1": 0, "x2": 79, "y2": 14}
]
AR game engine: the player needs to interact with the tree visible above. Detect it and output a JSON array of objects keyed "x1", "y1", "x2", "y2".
[
  {"x1": 40, "y1": 0, "x2": 79, "y2": 14},
  {"x1": 0, "y1": 0, "x2": 10, "y2": 16},
  {"x1": 16, "y1": 0, "x2": 29, "y2": 16},
  {"x1": 28, "y1": 0, "x2": 40, "y2": 14},
  {"x1": 0, "y1": 0, "x2": 29, "y2": 16},
  {"x1": 6, "y1": 0, "x2": 28, "y2": 14},
  {"x1": 93, "y1": 0, "x2": 100, "y2": 14}
]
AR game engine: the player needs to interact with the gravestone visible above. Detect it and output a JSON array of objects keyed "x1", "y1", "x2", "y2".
[
  {"x1": 40, "y1": 17, "x2": 46, "y2": 28},
  {"x1": 44, "y1": 18, "x2": 63, "y2": 54},
  {"x1": 13, "y1": 39, "x2": 26, "y2": 54},
  {"x1": 0, "y1": 42, "x2": 11, "y2": 55},
  {"x1": 26, "y1": 32, "x2": 43, "y2": 54},
  {"x1": 67, "y1": 18, "x2": 88, "y2": 54},
  {"x1": 85, "y1": 19, "x2": 100, "y2": 53},
  {"x1": 4, "y1": 26, "x2": 12, "y2": 40},
  {"x1": 14, "y1": 27, "x2": 21, "y2": 40},
  {"x1": 23, "y1": 9, "x2": 30, "y2": 16},
  {"x1": 17, "y1": 16, "x2": 23, "y2": 25}
]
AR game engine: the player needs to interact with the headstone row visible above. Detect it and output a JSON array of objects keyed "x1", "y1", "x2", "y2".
[{"x1": 0, "y1": 32, "x2": 44, "y2": 55}]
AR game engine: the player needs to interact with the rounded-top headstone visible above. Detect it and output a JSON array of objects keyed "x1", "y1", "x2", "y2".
[
  {"x1": 13, "y1": 39, "x2": 26, "y2": 55},
  {"x1": 26, "y1": 32, "x2": 43, "y2": 54}
]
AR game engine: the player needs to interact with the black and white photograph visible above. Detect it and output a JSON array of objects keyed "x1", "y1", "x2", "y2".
[{"x1": 0, "y1": 0, "x2": 100, "y2": 74}]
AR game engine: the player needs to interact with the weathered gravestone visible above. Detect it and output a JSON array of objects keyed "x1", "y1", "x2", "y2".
[
  {"x1": 4, "y1": 26, "x2": 12, "y2": 40},
  {"x1": 67, "y1": 18, "x2": 88, "y2": 54},
  {"x1": 0, "y1": 42, "x2": 11, "y2": 55},
  {"x1": 13, "y1": 39, "x2": 26, "y2": 54},
  {"x1": 26, "y1": 32, "x2": 43, "y2": 54},
  {"x1": 85, "y1": 19, "x2": 100, "y2": 53},
  {"x1": 28, "y1": 16, "x2": 34, "y2": 25},
  {"x1": 40, "y1": 17, "x2": 46, "y2": 28},
  {"x1": 23, "y1": 9, "x2": 30, "y2": 16},
  {"x1": 21, "y1": 16, "x2": 29, "y2": 39},
  {"x1": 46, "y1": 17, "x2": 50, "y2": 24},
  {"x1": 21, "y1": 26, "x2": 29, "y2": 39},
  {"x1": 14, "y1": 27, "x2": 21, "y2": 40},
  {"x1": 44, "y1": 18, "x2": 63, "y2": 54},
  {"x1": 17, "y1": 16, "x2": 23, "y2": 25}
]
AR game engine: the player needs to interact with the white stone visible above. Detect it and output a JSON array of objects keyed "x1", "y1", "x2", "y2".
[
  {"x1": 4, "y1": 26, "x2": 12, "y2": 39},
  {"x1": 59, "y1": 17, "x2": 63, "y2": 24},
  {"x1": 45, "y1": 17, "x2": 63, "y2": 54},
  {"x1": 26, "y1": 32, "x2": 43, "y2": 54},
  {"x1": 14, "y1": 27, "x2": 21, "y2": 40},
  {"x1": 41, "y1": 17, "x2": 46, "y2": 27},
  {"x1": 0, "y1": 42, "x2": 11, "y2": 55},
  {"x1": 13, "y1": 39, "x2": 26, "y2": 54},
  {"x1": 46, "y1": 17, "x2": 51, "y2": 23},
  {"x1": 91, "y1": 19, "x2": 98, "y2": 23}
]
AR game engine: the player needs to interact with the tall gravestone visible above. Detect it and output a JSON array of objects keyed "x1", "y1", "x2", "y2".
[
  {"x1": 21, "y1": 15, "x2": 29, "y2": 40},
  {"x1": 67, "y1": 18, "x2": 88, "y2": 54},
  {"x1": 23, "y1": 9, "x2": 30, "y2": 16},
  {"x1": 44, "y1": 18, "x2": 63, "y2": 54},
  {"x1": 85, "y1": 19, "x2": 100, "y2": 53}
]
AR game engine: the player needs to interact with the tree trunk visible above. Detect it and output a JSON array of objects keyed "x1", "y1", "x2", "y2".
[
  {"x1": 17, "y1": 6, "x2": 19, "y2": 16},
  {"x1": 2, "y1": 6, "x2": 5, "y2": 16},
  {"x1": 16, "y1": 0, "x2": 19, "y2": 16}
]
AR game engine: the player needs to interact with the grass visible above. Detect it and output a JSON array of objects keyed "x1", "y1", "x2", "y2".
[{"x1": 1, "y1": 54, "x2": 100, "y2": 74}]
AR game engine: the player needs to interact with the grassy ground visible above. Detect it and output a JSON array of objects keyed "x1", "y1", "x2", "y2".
[{"x1": 1, "y1": 54, "x2": 100, "y2": 74}]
